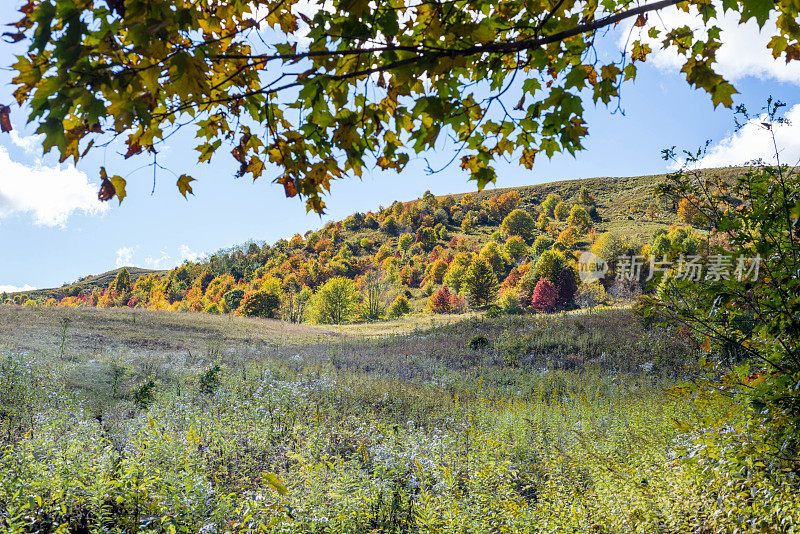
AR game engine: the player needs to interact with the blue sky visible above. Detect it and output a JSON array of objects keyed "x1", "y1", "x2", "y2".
[{"x1": 2, "y1": 4, "x2": 799, "y2": 291}]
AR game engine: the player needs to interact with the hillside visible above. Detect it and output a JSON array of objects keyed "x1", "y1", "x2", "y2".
[
  {"x1": 5, "y1": 167, "x2": 731, "y2": 319},
  {"x1": 8, "y1": 266, "x2": 167, "y2": 301}
]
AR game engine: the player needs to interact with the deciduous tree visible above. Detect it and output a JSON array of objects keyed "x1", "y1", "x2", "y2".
[
  {"x1": 310, "y1": 277, "x2": 359, "y2": 324},
  {"x1": 500, "y1": 209, "x2": 535, "y2": 242},
  {"x1": 7, "y1": 0, "x2": 778, "y2": 211}
]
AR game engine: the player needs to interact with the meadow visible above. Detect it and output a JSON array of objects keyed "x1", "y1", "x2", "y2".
[{"x1": 2, "y1": 304, "x2": 797, "y2": 533}]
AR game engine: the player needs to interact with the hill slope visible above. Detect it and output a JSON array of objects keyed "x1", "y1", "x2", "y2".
[{"x1": 8, "y1": 167, "x2": 732, "y2": 317}]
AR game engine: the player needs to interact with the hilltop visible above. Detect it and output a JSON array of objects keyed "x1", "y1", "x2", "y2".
[
  {"x1": 9, "y1": 266, "x2": 167, "y2": 302},
  {"x1": 5, "y1": 167, "x2": 730, "y2": 320}
]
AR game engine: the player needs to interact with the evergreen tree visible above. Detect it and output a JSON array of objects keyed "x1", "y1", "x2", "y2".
[
  {"x1": 465, "y1": 258, "x2": 499, "y2": 308},
  {"x1": 114, "y1": 267, "x2": 132, "y2": 294},
  {"x1": 197, "y1": 271, "x2": 213, "y2": 294},
  {"x1": 556, "y1": 267, "x2": 578, "y2": 310}
]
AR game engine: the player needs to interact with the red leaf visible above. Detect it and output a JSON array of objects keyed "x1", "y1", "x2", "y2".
[
  {"x1": 278, "y1": 176, "x2": 298, "y2": 198},
  {"x1": 124, "y1": 143, "x2": 142, "y2": 159},
  {"x1": 98, "y1": 177, "x2": 115, "y2": 202},
  {"x1": 0, "y1": 105, "x2": 11, "y2": 133}
]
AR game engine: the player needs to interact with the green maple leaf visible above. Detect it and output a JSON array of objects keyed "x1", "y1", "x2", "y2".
[
  {"x1": 177, "y1": 174, "x2": 196, "y2": 198},
  {"x1": 711, "y1": 81, "x2": 738, "y2": 108}
]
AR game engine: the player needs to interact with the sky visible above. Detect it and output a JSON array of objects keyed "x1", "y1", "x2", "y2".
[{"x1": 2, "y1": 4, "x2": 800, "y2": 292}]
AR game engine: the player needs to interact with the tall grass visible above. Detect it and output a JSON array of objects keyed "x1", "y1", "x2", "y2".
[{"x1": 0, "y1": 310, "x2": 797, "y2": 533}]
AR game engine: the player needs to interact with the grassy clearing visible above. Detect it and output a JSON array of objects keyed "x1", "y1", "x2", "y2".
[{"x1": 0, "y1": 306, "x2": 797, "y2": 533}]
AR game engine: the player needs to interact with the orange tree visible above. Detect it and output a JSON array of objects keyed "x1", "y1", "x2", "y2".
[{"x1": 5, "y1": 0, "x2": 798, "y2": 212}]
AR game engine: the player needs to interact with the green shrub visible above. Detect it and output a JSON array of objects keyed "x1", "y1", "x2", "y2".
[
  {"x1": 468, "y1": 334, "x2": 490, "y2": 351},
  {"x1": 388, "y1": 295, "x2": 411, "y2": 318},
  {"x1": 132, "y1": 379, "x2": 157, "y2": 409},
  {"x1": 198, "y1": 365, "x2": 222, "y2": 395},
  {"x1": 222, "y1": 288, "x2": 245, "y2": 312},
  {"x1": 238, "y1": 290, "x2": 280, "y2": 318}
]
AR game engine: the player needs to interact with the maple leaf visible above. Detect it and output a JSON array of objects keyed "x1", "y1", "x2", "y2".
[
  {"x1": 109, "y1": 175, "x2": 127, "y2": 205},
  {"x1": 520, "y1": 148, "x2": 538, "y2": 170},
  {"x1": 177, "y1": 174, "x2": 196, "y2": 199},
  {"x1": 97, "y1": 167, "x2": 125, "y2": 204}
]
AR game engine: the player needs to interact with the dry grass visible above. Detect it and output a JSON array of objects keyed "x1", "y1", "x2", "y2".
[
  {"x1": 0, "y1": 304, "x2": 346, "y2": 358},
  {"x1": 327, "y1": 311, "x2": 483, "y2": 338}
]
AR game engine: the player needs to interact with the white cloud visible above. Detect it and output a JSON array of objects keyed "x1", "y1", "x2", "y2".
[
  {"x1": 620, "y1": 4, "x2": 800, "y2": 85},
  {"x1": 143, "y1": 245, "x2": 206, "y2": 269},
  {"x1": 0, "y1": 145, "x2": 108, "y2": 227},
  {"x1": 9, "y1": 131, "x2": 44, "y2": 154},
  {"x1": 179, "y1": 244, "x2": 206, "y2": 263},
  {"x1": 115, "y1": 246, "x2": 135, "y2": 268},
  {"x1": 671, "y1": 104, "x2": 800, "y2": 169},
  {"x1": 145, "y1": 249, "x2": 172, "y2": 269},
  {"x1": 0, "y1": 283, "x2": 36, "y2": 293}
]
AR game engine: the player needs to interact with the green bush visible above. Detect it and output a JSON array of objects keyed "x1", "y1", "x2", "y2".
[
  {"x1": 468, "y1": 334, "x2": 490, "y2": 351},
  {"x1": 222, "y1": 288, "x2": 245, "y2": 312},
  {"x1": 388, "y1": 295, "x2": 411, "y2": 318},
  {"x1": 132, "y1": 379, "x2": 157, "y2": 409},
  {"x1": 198, "y1": 364, "x2": 222, "y2": 395},
  {"x1": 237, "y1": 290, "x2": 280, "y2": 318}
]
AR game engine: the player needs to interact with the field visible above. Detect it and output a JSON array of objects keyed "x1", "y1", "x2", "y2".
[{"x1": 2, "y1": 304, "x2": 797, "y2": 533}]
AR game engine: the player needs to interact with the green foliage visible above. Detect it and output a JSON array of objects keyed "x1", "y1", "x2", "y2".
[
  {"x1": 114, "y1": 267, "x2": 131, "y2": 294},
  {"x1": 388, "y1": 295, "x2": 411, "y2": 318},
  {"x1": 381, "y1": 215, "x2": 399, "y2": 236},
  {"x1": 554, "y1": 201, "x2": 570, "y2": 221},
  {"x1": 132, "y1": 379, "x2": 157, "y2": 409},
  {"x1": 444, "y1": 253, "x2": 472, "y2": 293},
  {"x1": 542, "y1": 194, "x2": 562, "y2": 217},
  {"x1": 415, "y1": 227, "x2": 437, "y2": 252},
  {"x1": 479, "y1": 241, "x2": 505, "y2": 275},
  {"x1": 284, "y1": 287, "x2": 313, "y2": 323},
  {"x1": 222, "y1": 288, "x2": 245, "y2": 313},
  {"x1": 398, "y1": 233, "x2": 414, "y2": 256},
  {"x1": 504, "y1": 236, "x2": 528, "y2": 262},
  {"x1": 500, "y1": 209, "x2": 535, "y2": 242},
  {"x1": 198, "y1": 364, "x2": 222, "y2": 395},
  {"x1": 311, "y1": 277, "x2": 359, "y2": 324},
  {"x1": 533, "y1": 250, "x2": 567, "y2": 285},
  {"x1": 650, "y1": 110, "x2": 800, "y2": 464},
  {"x1": 238, "y1": 290, "x2": 280, "y2": 318},
  {"x1": 2, "y1": 304, "x2": 800, "y2": 532},
  {"x1": 531, "y1": 235, "x2": 554, "y2": 258},
  {"x1": 8, "y1": 0, "x2": 781, "y2": 213},
  {"x1": 591, "y1": 231, "x2": 627, "y2": 265},
  {"x1": 566, "y1": 205, "x2": 592, "y2": 232},
  {"x1": 536, "y1": 213, "x2": 550, "y2": 231},
  {"x1": 465, "y1": 258, "x2": 499, "y2": 308},
  {"x1": 468, "y1": 334, "x2": 490, "y2": 350},
  {"x1": 197, "y1": 271, "x2": 214, "y2": 294},
  {"x1": 577, "y1": 186, "x2": 595, "y2": 206}
]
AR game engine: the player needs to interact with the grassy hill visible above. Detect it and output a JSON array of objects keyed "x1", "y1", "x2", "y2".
[{"x1": 10, "y1": 266, "x2": 167, "y2": 301}]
